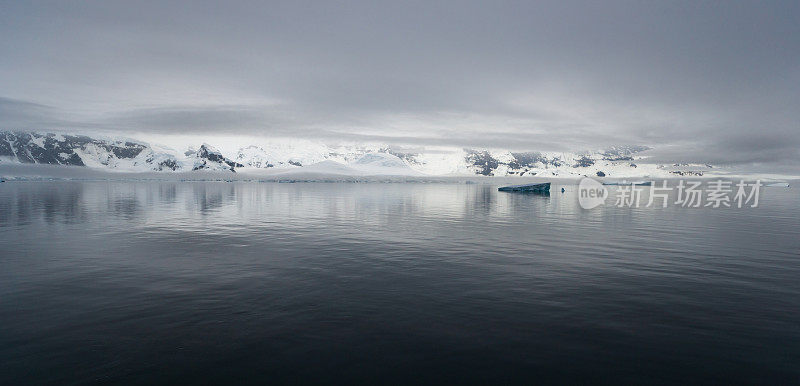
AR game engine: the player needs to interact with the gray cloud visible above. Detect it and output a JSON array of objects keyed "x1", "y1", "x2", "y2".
[
  {"x1": 110, "y1": 105, "x2": 278, "y2": 133},
  {"x1": 0, "y1": 97, "x2": 66, "y2": 128},
  {"x1": 0, "y1": 0, "x2": 798, "y2": 167},
  {"x1": 649, "y1": 133, "x2": 800, "y2": 166}
]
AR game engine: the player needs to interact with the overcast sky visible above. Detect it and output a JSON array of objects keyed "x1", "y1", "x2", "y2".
[{"x1": 0, "y1": 0, "x2": 798, "y2": 166}]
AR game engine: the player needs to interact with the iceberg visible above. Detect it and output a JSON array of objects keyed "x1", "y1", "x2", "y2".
[{"x1": 498, "y1": 182, "x2": 551, "y2": 192}]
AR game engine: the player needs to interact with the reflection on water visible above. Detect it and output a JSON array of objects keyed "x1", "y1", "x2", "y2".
[
  {"x1": 1, "y1": 183, "x2": 564, "y2": 225},
  {"x1": 0, "y1": 181, "x2": 799, "y2": 384}
]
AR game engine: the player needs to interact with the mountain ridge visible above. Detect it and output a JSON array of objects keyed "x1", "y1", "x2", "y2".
[{"x1": 0, "y1": 130, "x2": 708, "y2": 178}]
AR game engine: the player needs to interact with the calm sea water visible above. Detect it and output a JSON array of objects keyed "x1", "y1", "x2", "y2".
[{"x1": 1, "y1": 181, "x2": 798, "y2": 384}]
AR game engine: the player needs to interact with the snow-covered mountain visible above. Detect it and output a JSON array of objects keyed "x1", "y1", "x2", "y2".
[
  {"x1": 0, "y1": 130, "x2": 710, "y2": 177},
  {"x1": 235, "y1": 146, "x2": 276, "y2": 168},
  {"x1": 188, "y1": 144, "x2": 243, "y2": 172},
  {"x1": 0, "y1": 131, "x2": 180, "y2": 171},
  {"x1": 349, "y1": 153, "x2": 422, "y2": 175}
]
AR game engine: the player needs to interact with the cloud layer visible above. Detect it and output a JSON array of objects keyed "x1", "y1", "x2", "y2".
[{"x1": 0, "y1": 0, "x2": 798, "y2": 166}]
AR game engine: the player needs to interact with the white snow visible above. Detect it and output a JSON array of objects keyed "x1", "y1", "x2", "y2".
[
  {"x1": 282, "y1": 160, "x2": 356, "y2": 175},
  {"x1": 30, "y1": 135, "x2": 46, "y2": 148},
  {"x1": 349, "y1": 153, "x2": 423, "y2": 176},
  {"x1": 7, "y1": 130, "x2": 784, "y2": 179},
  {"x1": 236, "y1": 145, "x2": 274, "y2": 168}
]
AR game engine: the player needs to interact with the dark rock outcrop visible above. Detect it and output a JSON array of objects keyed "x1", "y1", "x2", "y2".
[
  {"x1": 573, "y1": 156, "x2": 595, "y2": 168},
  {"x1": 0, "y1": 131, "x2": 179, "y2": 171},
  {"x1": 192, "y1": 144, "x2": 243, "y2": 172},
  {"x1": 465, "y1": 150, "x2": 499, "y2": 176}
]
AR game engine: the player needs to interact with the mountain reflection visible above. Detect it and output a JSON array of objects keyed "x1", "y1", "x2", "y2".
[
  {"x1": 0, "y1": 183, "x2": 87, "y2": 225},
  {"x1": 0, "y1": 182, "x2": 578, "y2": 229}
]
